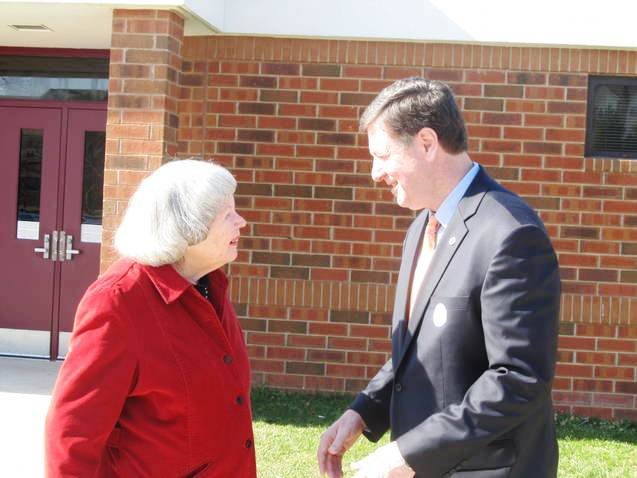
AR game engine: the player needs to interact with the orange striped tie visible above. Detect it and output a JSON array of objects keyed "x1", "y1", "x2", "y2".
[{"x1": 408, "y1": 215, "x2": 440, "y2": 322}]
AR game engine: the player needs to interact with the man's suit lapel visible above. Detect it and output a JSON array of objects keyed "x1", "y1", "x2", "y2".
[
  {"x1": 395, "y1": 215, "x2": 468, "y2": 368},
  {"x1": 395, "y1": 166, "x2": 493, "y2": 371},
  {"x1": 392, "y1": 210, "x2": 427, "y2": 357}
]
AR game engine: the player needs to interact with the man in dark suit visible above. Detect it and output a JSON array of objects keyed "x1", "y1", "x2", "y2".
[{"x1": 317, "y1": 77, "x2": 561, "y2": 478}]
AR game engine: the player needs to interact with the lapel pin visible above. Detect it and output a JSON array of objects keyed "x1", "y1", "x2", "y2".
[{"x1": 449, "y1": 237, "x2": 456, "y2": 246}]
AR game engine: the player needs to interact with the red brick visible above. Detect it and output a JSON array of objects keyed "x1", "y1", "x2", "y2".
[
  {"x1": 483, "y1": 112, "x2": 522, "y2": 125},
  {"x1": 484, "y1": 84, "x2": 524, "y2": 98},
  {"x1": 597, "y1": 339, "x2": 636, "y2": 352},
  {"x1": 572, "y1": 407, "x2": 613, "y2": 420},
  {"x1": 265, "y1": 373, "x2": 305, "y2": 388},
  {"x1": 350, "y1": 325, "x2": 390, "y2": 339},
  {"x1": 320, "y1": 78, "x2": 359, "y2": 91},
  {"x1": 464, "y1": 98, "x2": 503, "y2": 111},
  {"x1": 503, "y1": 127, "x2": 543, "y2": 141},
  {"x1": 360, "y1": 79, "x2": 393, "y2": 92},
  {"x1": 505, "y1": 99, "x2": 546, "y2": 113},
  {"x1": 614, "y1": 381, "x2": 637, "y2": 395},
  {"x1": 287, "y1": 334, "x2": 327, "y2": 348},
  {"x1": 310, "y1": 269, "x2": 348, "y2": 281},
  {"x1": 465, "y1": 70, "x2": 506, "y2": 83},
  {"x1": 379, "y1": 66, "x2": 421, "y2": 80},
  {"x1": 302, "y1": 91, "x2": 339, "y2": 104},
  {"x1": 343, "y1": 65, "x2": 383, "y2": 78},
  {"x1": 262, "y1": 63, "x2": 300, "y2": 75},
  {"x1": 618, "y1": 354, "x2": 637, "y2": 366},
  {"x1": 248, "y1": 332, "x2": 285, "y2": 346},
  {"x1": 555, "y1": 364, "x2": 594, "y2": 378},
  {"x1": 507, "y1": 72, "x2": 546, "y2": 85},
  {"x1": 559, "y1": 336, "x2": 596, "y2": 350},
  {"x1": 576, "y1": 324, "x2": 616, "y2": 337},
  {"x1": 278, "y1": 77, "x2": 317, "y2": 89},
  {"x1": 302, "y1": 64, "x2": 341, "y2": 77},
  {"x1": 592, "y1": 393, "x2": 634, "y2": 408},
  {"x1": 573, "y1": 379, "x2": 613, "y2": 392},
  {"x1": 525, "y1": 86, "x2": 565, "y2": 100},
  {"x1": 251, "y1": 360, "x2": 284, "y2": 373},
  {"x1": 549, "y1": 74, "x2": 587, "y2": 87},
  {"x1": 254, "y1": 116, "x2": 295, "y2": 130},
  {"x1": 547, "y1": 101, "x2": 586, "y2": 114},
  {"x1": 279, "y1": 104, "x2": 316, "y2": 117},
  {"x1": 552, "y1": 391, "x2": 592, "y2": 405},
  {"x1": 326, "y1": 364, "x2": 366, "y2": 378}
]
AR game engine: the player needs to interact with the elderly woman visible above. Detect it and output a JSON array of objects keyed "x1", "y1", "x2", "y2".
[{"x1": 45, "y1": 159, "x2": 253, "y2": 477}]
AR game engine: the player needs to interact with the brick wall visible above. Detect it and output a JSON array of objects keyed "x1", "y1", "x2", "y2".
[
  {"x1": 107, "y1": 28, "x2": 637, "y2": 420},
  {"x1": 175, "y1": 37, "x2": 637, "y2": 421},
  {"x1": 102, "y1": 9, "x2": 183, "y2": 265}
]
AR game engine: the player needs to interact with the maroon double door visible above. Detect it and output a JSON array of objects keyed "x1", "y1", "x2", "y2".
[{"x1": 0, "y1": 101, "x2": 106, "y2": 359}]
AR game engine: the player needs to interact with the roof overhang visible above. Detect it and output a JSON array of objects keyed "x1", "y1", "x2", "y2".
[
  {"x1": 2, "y1": 0, "x2": 637, "y2": 52},
  {"x1": 0, "y1": 1, "x2": 217, "y2": 50}
]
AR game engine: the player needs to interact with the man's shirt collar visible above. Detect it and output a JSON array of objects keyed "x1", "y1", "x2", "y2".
[{"x1": 434, "y1": 162, "x2": 480, "y2": 228}]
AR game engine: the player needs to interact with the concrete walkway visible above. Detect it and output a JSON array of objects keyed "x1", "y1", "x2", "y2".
[{"x1": 0, "y1": 357, "x2": 61, "y2": 478}]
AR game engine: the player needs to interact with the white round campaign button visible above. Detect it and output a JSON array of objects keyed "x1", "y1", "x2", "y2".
[{"x1": 432, "y1": 303, "x2": 447, "y2": 327}]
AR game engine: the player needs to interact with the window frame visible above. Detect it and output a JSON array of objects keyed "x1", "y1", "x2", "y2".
[{"x1": 585, "y1": 75, "x2": 637, "y2": 160}]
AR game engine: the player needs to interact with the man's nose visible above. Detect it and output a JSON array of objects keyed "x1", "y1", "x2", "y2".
[{"x1": 371, "y1": 158, "x2": 384, "y2": 183}]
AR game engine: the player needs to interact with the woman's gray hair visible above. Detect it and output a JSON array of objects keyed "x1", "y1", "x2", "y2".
[{"x1": 114, "y1": 158, "x2": 237, "y2": 266}]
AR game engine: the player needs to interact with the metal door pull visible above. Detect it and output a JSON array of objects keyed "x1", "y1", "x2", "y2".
[
  {"x1": 33, "y1": 233, "x2": 51, "y2": 259},
  {"x1": 52, "y1": 230, "x2": 58, "y2": 261},
  {"x1": 63, "y1": 233, "x2": 80, "y2": 261}
]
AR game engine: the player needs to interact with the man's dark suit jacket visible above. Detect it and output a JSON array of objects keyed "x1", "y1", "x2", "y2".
[{"x1": 351, "y1": 167, "x2": 561, "y2": 478}]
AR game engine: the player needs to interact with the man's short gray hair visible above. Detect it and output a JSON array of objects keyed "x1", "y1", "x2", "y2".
[
  {"x1": 360, "y1": 77, "x2": 468, "y2": 154},
  {"x1": 114, "y1": 158, "x2": 237, "y2": 266}
]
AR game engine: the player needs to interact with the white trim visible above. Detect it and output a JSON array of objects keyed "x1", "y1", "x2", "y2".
[
  {"x1": 57, "y1": 332, "x2": 71, "y2": 359},
  {"x1": 80, "y1": 224, "x2": 102, "y2": 244},
  {"x1": 0, "y1": 328, "x2": 49, "y2": 358},
  {"x1": 16, "y1": 221, "x2": 39, "y2": 240}
]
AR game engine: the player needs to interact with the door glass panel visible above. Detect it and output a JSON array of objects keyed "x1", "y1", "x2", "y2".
[
  {"x1": 0, "y1": 55, "x2": 109, "y2": 102},
  {"x1": 16, "y1": 128, "x2": 43, "y2": 239},
  {"x1": 0, "y1": 77, "x2": 108, "y2": 101},
  {"x1": 80, "y1": 131, "x2": 105, "y2": 243}
]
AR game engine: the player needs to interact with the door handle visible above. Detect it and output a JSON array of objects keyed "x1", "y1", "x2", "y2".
[
  {"x1": 58, "y1": 231, "x2": 81, "y2": 261},
  {"x1": 52, "y1": 230, "x2": 59, "y2": 261},
  {"x1": 33, "y1": 233, "x2": 51, "y2": 259}
]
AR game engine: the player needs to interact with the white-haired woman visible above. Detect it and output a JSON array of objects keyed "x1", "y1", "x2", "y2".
[{"x1": 45, "y1": 159, "x2": 254, "y2": 478}]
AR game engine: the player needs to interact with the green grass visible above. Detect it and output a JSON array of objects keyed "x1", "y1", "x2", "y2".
[{"x1": 251, "y1": 388, "x2": 637, "y2": 478}]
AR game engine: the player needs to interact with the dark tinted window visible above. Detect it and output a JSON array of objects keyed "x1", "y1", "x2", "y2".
[
  {"x1": 0, "y1": 55, "x2": 108, "y2": 101},
  {"x1": 81, "y1": 131, "x2": 106, "y2": 225},
  {"x1": 17, "y1": 129, "x2": 43, "y2": 222},
  {"x1": 586, "y1": 76, "x2": 637, "y2": 159}
]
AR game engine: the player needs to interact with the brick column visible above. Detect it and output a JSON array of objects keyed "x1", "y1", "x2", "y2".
[{"x1": 101, "y1": 8, "x2": 184, "y2": 270}]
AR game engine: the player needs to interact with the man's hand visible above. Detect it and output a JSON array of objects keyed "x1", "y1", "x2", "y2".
[
  {"x1": 351, "y1": 442, "x2": 415, "y2": 478},
  {"x1": 317, "y1": 409, "x2": 366, "y2": 477}
]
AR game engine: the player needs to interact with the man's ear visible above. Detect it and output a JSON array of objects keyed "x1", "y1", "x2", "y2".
[{"x1": 416, "y1": 127, "x2": 437, "y2": 154}]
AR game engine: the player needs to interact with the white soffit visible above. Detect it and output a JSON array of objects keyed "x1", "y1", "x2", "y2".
[
  {"x1": 1, "y1": 0, "x2": 637, "y2": 50},
  {"x1": 0, "y1": 1, "x2": 217, "y2": 49}
]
